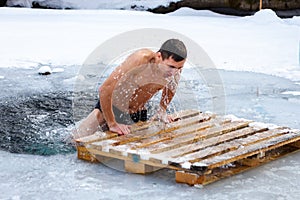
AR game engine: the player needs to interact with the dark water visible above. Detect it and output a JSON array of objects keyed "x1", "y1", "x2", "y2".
[
  {"x1": 0, "y1": 66, "x2": 299, "y2": 155},
  {"x1": 0, "y1": 91, "x2": 75, "y2": 155},
  {"x1": 0, "y1": 66, "x2": 79, "y2": 155}
]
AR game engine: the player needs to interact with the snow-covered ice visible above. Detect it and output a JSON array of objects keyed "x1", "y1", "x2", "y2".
[{"x1": 0, "y1": 7, "x2": 299, "y2": 81}]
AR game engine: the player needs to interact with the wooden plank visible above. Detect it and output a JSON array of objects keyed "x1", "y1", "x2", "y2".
[
  {"x1": 289, "y1": 140, "x2": 300, "y2": 148},
  {"x1": 201, "y1": 144, "x2": 300, "y2": 185},
  {"x1": 75, "y1": 131, "x2": 118, "y2": 144},
  {"x1": 136, "y1": 118, "x2": 234, "y2": 164},
  {"x1": 77, "y1": 110, "x2": 210, "y2": 158},
  {"x1": 148, "y1": 120, "x2": 251, "y2": 155},
  {"x1": 173, "y1": 128, "x2": 289, "y2": 168},
  {"x1": 175, "y1": 171, "x2": 204, "y2": 186},
  {"x1": 238, "y1": 157, "x2": 265, "y2": 167},
  {"x1": 76, "y1": 109, "x2": 201, "y2": 145},
  {"x1": 147, "y1": 121, "x2": 250, "y2": 165},
  {"x1": 238, "y1": 144, "x2": 300, "y2": 167},
  {"x1": 179, "y1": 144, "x2": 300, "y2": 185},
  {"x1": 124, "y1": 160, "x2": 161, "y2": 174},
  {"x1": 193, "y1": 129, "x2": 300, "y2": 170},
  {"x1": 199, "y1": 164, "x2": 249, "y2": 185},
  {"x1": 88, "y1": 139, "x2": 117, "y2": 153},
  {"x1": 86, "y1": 148, "x2": 178, "y2": 170},
  {"x1": 132, "y1": 116, "x2": 229, "y2": 149},
  {"x1": 172, "y1": 126, "x2": 268, "y2": 158},
  {"x1": 169, "y1": 109, "x2": 201, "y2": 120},
  {"x1": 112, "y1": 112, "x2": 215, "y2": 146},
  {"x1": 75, "y1": 109, "x2": 300, "y2": 186},
  {"x1": 76, "y1": 145, "x2": 98, "y2": 162},
  {"x1": 130, "y1": 109, "x2": 201, "y2": 132},
  {"x1": 149, "y1": 126, "x2": 267, "y2": 165}
]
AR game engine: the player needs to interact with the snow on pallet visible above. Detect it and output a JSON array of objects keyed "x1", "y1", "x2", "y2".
[{"x1": 75, "y1": 110, "x2": 300, "y2": 186}]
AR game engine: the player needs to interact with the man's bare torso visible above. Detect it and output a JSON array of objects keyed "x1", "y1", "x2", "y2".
[{"x1": 112, "y1": 53, "x2": 168, "y2": 113}]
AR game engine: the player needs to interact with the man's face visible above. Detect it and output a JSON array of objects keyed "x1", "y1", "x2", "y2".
[{"x1": 159, "y1": 56, "x2": 185, "y2": 78}]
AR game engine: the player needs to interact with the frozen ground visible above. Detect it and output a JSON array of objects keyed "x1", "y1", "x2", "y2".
[
  {"x1": 1, "y1": 149, "x2": 300, "y2": 200},
  {"x1": 1, "y1": 65, "x2": 300, "y2": 199},
  {"x1": 1, "y1": 6, "x2": 300, "y2": 200}
]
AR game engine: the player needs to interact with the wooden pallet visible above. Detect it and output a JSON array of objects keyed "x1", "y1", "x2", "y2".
[{"x1": 75, "y1": 109, "x2": 300, "y2": 186}]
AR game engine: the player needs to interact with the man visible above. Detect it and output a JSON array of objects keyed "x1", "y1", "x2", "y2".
[{"x1": 74, "y1": 39, "x2": 187, "y2": 138}]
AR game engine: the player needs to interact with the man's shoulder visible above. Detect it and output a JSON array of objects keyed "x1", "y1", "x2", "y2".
[{"x1": 134, "y1": 48, "x2": 155, "y2": 60}]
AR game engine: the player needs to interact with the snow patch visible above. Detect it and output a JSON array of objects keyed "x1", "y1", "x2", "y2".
[
  {"x1": 168, "y1": 7, "x2": 236, "y2": 18},
  {"x1": 246, "y1": 9, "x2": 283, "y2": 24},
  {"x1": 194, "y1": 184, "x2": 204, "y2": 189},
  {"x1": 181, "y1": 161, "x2": 192, "y2": 169},
  {"x1": 192, "y1": 162, "x2": 207, "y2": 167},
  {"x1": 286, "y1": 16, "x2": 300, "y2": 27},
  {"x1": 0, "y1": 8, "x2": 299, "y2": 82},
  {"x1": 38, "y1": 66, "x2": 52, "y2": 75},
  {"x1": 137, "y1": 150, "x2": 151, "y2": 160},
  {"x1": 249, "y1": 122, "x2": 279, "y2": 130},
  {"x1": 281, "y1": 91, "x2": 300, "y2": 96},
  {"x1": 224, "y1": 114, "x2": 249, "y2": 122}
]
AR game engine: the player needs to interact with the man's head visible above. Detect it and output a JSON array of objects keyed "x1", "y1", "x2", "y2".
[
  {"x1": 157, "y1": 39, "x2": 187, "y2": 78},
  {"x1": 158, "y1": 39, "x2": 187, "y2": 61}
]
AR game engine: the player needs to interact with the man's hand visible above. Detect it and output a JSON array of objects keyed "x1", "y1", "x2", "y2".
[
  {"x1": 109, "y1": 123, "x2": 131, "y2": 135},
  {"x1": 151, "y1": 108, "x2": 174, "y2": 123}
]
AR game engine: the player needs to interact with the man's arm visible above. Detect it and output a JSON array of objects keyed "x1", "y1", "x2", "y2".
[
  {"x1": 159, "y1": 72, "x2": 181, "y2": 122},
  {"x1": 160, "y1": 87, "x2": 174, "y2": 111},
  {"x1": 99, "y1": 68, "x2": 122, "y2": 128}
]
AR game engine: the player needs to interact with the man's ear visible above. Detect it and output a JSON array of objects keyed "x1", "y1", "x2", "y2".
[{"x1": 156, "y1": 52, "x2": 162, "y2": 61}]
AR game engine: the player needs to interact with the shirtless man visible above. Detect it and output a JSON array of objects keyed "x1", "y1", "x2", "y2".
[{"x1": 73, "y1": 39, "x2": 187, "y2": 138}]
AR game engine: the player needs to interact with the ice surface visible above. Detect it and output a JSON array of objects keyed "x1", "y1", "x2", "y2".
[
  {"x1": 2, "y1": 150, "x2": 300, "y2": 199},
  {"x1": 52, "y1": 67, "x2": 65, "y2": 73}
]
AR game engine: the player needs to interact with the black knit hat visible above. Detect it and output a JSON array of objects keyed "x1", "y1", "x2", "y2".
[{"x1": 159, "y1": 39, "x2": 187, "y2": 60}]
